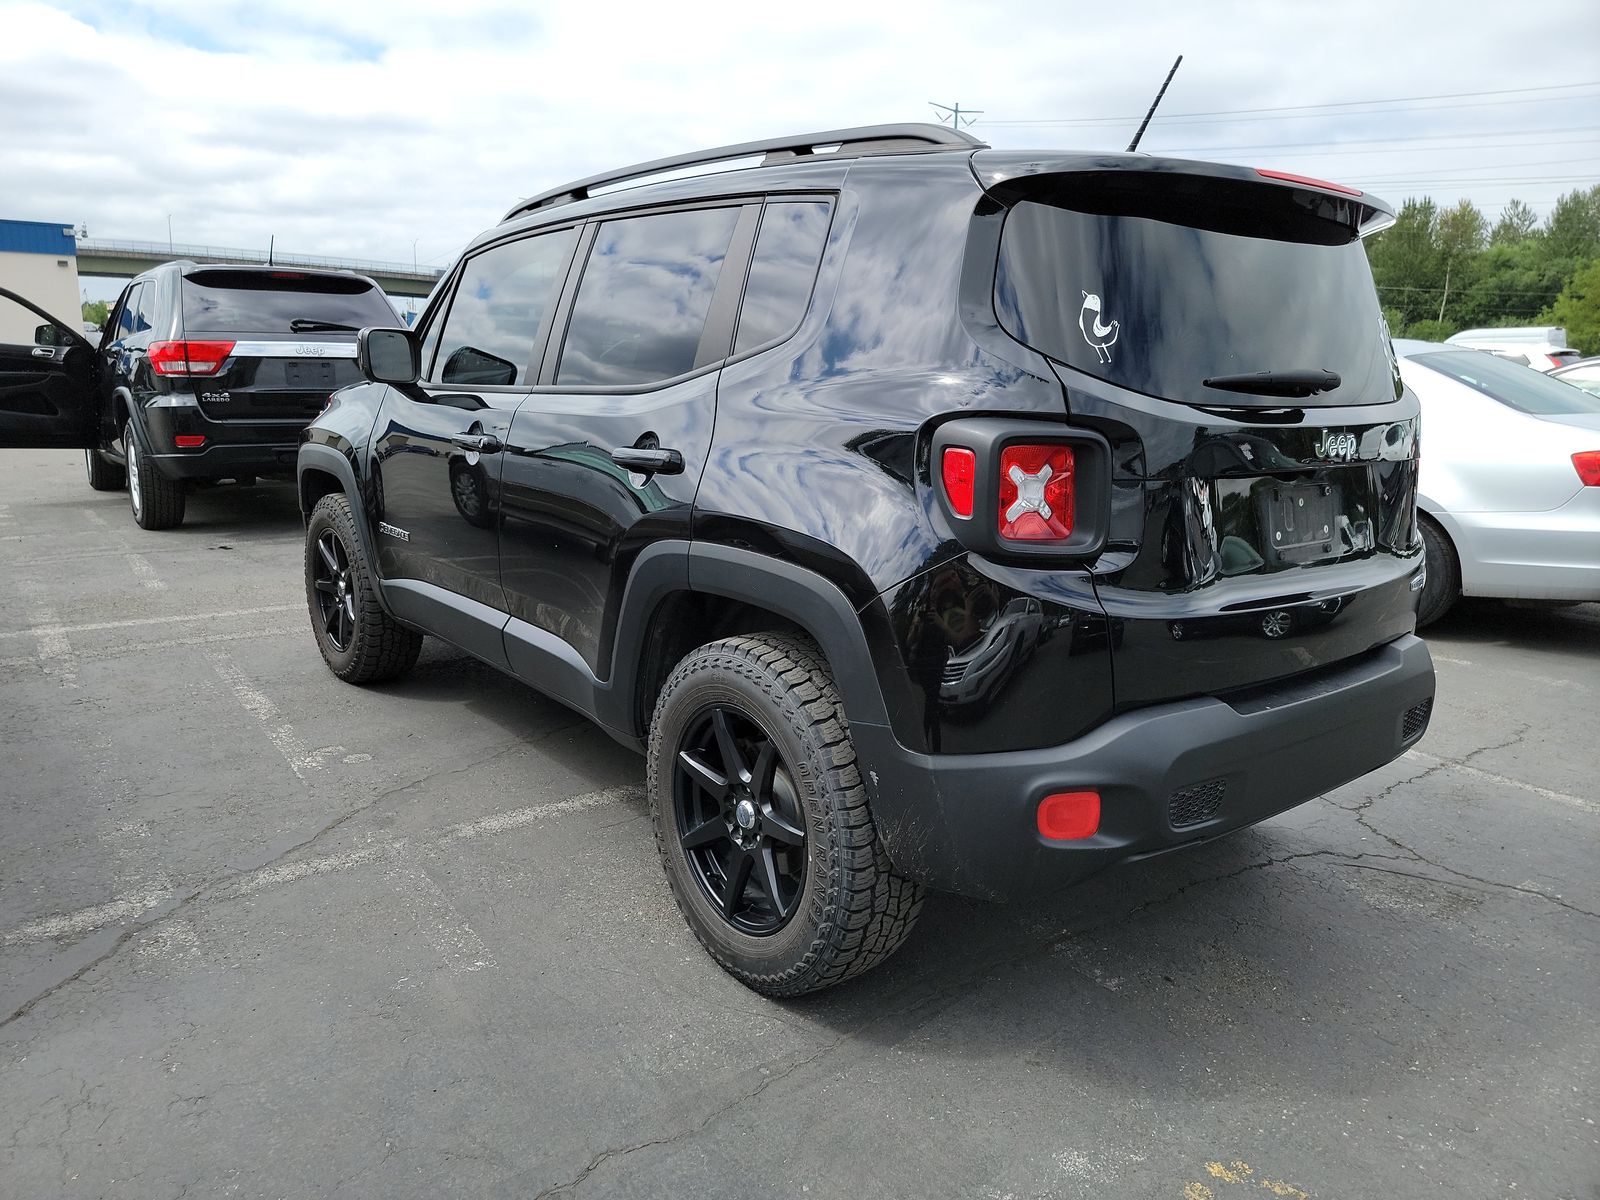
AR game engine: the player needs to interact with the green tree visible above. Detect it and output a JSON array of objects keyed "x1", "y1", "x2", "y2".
[
  {"x1": 1546, "y1": 258, "x2": 1600, "y2": 355},
  {"x1": 1365, "y1": 198, "x2": 1441, "y2": 329},
  {"x1": 81, "y1": 299, "x2": 109, "y2": 328},
  {"x1": 1542, "y1": 185, "x2": 1600, "y2": 262},
  {"x1": 1490, "y1": 199, "x2": 1537, "y2": 245},
  {"x1": 1454, "y1": 240, "x2": 1572, "y2": 329}
]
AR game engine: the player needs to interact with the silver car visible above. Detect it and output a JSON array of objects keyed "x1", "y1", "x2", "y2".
[{"x1": 1395, "y1": 340, "x2": 1600, "y2": 625}]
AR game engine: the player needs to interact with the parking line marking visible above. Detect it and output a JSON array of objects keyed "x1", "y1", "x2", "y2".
[
  {"x1": 206, "y1": 649, "x2": 335, "y2": 780},
  {"x1": 0, "y1": 605, "x2": 297, "y2": 641},
  {"x1": 125, "y1": 553, "x2": 167, "y2": 591},
  {"x1": 385, "y1": 849, "x2": 497, "y2": 974},
  {"x1": 76, "y1": 625, "x2": 302, "y2": 662},
  {"x1": 1, "y1": 786, "x2": 641, "y2": 948},
  {"x1": 83, "y1": 508, "x2": 169, "y2": 591},
  {"x1": 3, "y1": 888, "x2": 173, "y2": 946},
  {"x1": 438, "y1": 785, "x2": 642, "y2": 843},
  {"x1": 1405, "y1": 749, "x2": 1595, "y2": 814},
  {"x1": 15, "y1": 580, "x2": 78, "y2": 688}
]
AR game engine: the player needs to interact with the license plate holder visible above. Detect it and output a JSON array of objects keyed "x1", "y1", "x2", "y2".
[
  {"x1": 1261, "y1": 482, "x2": 1338, "y2": 565},
  {"x1": 284, "y1": 361, "x2": 336, "y2": 389}
]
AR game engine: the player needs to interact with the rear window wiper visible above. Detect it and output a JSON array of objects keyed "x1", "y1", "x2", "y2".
[
  {"x1": 289, "y1": 319, "x2": 359, "y2": 332},
  {"x1": 1203, "y1": 369, "x2": 1341, "y2": 398}
]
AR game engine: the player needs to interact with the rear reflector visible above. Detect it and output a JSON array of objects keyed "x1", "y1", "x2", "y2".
[
  {"x1": 941, "y1": 447, "x2": 976, "y2": 518},
  {"x1": 1038, "y1": 791, "x2": 1100, "y2": 841},
  {"x1": 149, "y1": 340, "x2": 235, "y2": 376},
  {"x1": 1254, "y1": 167, "x2": 1363, "y2": 197},
  {"x1": 173, "y1": 435, "x2": 206, "y2": 448},
  {"x1": 998, "y1": 444, "x2": 1075, "y2": 541},
  {"x1": 1574, "y1": 451, "x2": 1600, "y2": 487}
]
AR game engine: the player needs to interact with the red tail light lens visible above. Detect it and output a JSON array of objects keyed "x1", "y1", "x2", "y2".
[
  {"x1": 1574, "y1": 451, "x2": 1600, "y2": 487},
  {"x1": 148, "y1": 340, "x2": 235, "y2": 376},
  {"x1": 173, "y1": 435, "x2": 206, "y2": 448},
  {"x1": 998, "y1": 444, "x2": 1075, "y2": 541},
  {"x1": 941, "y1": 447, "x2": 976, "y2": 518},
  {"x1": 1254, "y1": 167, "x2": 1363, "y2": 197},
  {"x1": 1038, "y1": 791, "x2": 1100, "y2": 841}
]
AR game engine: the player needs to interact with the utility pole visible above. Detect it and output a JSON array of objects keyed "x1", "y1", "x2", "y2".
[
  {"x1": 930, "y1": 101, "x2": 982, "y2": 129},
  {"x1": 167, "y1": 214, "x2": 173, "y2": 251}
]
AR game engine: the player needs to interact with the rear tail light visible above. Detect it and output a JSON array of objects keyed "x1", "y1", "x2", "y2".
[
  {"x1": 998, "y1": 444, "x2": 1075, "y2": 541},
  {"x1": 174, "y1": 435, "x2": 206, "y2": 448},
  {"x1": 148, "y1": 340, "x2": 235, "y2": 376},
  {"x1": 1254, "y1": 167, "x2": 1363, "y2": 197},
  {"x1": 1574, "y1": 451, "x2": 1600, "y2": 487},
  {"x1": 941, "y1": 447, "x2": 976, "y2": 518},
  {"x1": 1038, "y1": 791, "x2": 1100, "y2": 841}
]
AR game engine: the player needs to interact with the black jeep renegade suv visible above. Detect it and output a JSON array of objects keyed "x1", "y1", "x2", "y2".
[
  {"x1": 0, "y1": 262, "x2": 396, "y2": 528},
  {"x1": 291, "y1": 124, "x2": 1435, "y2": 995}
]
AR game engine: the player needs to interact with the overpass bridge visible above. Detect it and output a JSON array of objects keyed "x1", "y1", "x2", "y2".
[{"x1": 76, "y1": 238, "x2": 446, "y2": 298}]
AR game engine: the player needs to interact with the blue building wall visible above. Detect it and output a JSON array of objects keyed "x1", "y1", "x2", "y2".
[{"x1": 0, "y1": 220, "x2": 78, "y2": 257}]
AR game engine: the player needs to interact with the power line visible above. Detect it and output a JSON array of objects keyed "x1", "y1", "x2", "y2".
[
  {"x1": 979, "y1": 80, "x2": 1600, "y2": 127},
  {"x1": 1158, "y1": 125, "x2": 1600, "y2": 155},
  {"x1": 984, "y1": 91, "x2": 1600, "y2": 129}
]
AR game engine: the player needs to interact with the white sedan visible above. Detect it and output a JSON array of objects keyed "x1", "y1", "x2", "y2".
[{"x1": 1395, "y1": 340, "x2": 1600, "y2": 626}]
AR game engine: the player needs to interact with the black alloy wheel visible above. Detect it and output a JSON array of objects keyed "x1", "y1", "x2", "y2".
[
  {"x1": 674, "y1": 706, "x2": 807, "y2": 935},
  {"x1": 312, "y1": 529, "x2": 357, "y2": 652},
  {"x1": 303, "y1": 493, "x2": 423, "y2": 683}
]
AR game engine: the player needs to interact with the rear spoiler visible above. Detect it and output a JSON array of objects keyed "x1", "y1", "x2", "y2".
[{"x1": 970, "y1": 150, "x2": 1395, "y2": 239}]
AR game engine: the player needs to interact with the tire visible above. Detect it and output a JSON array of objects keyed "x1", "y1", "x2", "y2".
[
  {"x1": 304, "y1": 493, "x2": 423, "y2": 683},
  {"x1": 1417, "y1": 516, "x2": 1459, "y2": 629},
  {"x1": 85, "y1": 447, "x2": 126, "y2": 491},
  {"x1": 126, "y1": 431, "x2": 186, "y2": 530},
  {"x1": 647, "y1": 633, "x2": 924, "y2": 997}
]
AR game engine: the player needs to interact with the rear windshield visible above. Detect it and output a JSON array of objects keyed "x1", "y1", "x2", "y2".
[
  {"x1": 1412, "y1": 351, "x2": 1600, "y2": 416},
  {"x1": 994, "y1": 199, "x2": 1400, "y2": 408},
  {"x1": 181, "y1": 271, "x2": 397, "y2": 333}
]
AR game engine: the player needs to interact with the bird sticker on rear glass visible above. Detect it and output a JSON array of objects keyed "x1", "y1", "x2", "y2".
[{"x1": 1079, "y1": 291, "x2": 1119, "y2": 364}]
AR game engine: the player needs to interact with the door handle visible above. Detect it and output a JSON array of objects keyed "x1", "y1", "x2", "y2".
[
  {"x1": 610, "y1": 446, "x2": 684, "y2": 476},
  {"x1": 31, "y1": 346, "x2": 55, "y2": 359},
  {"x1": 451, "y1": 433, "x2": 502, "y2": 453}
]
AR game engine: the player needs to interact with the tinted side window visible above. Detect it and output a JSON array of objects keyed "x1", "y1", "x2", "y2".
[
  {"x1": 433, "y1": 229, "x2": 576, "y2": 387},
  {"x1": 116, "y1": 285, "x2": 143, "y2": 339},
  {"x1": 557, "y1": 207, "x2": 740, "y2": 388},
  {"x1": 734, "y1": 202, "x2": 831, "y2": 354},
  {"x1": 132, "y1": 281, "x2": 157, "y2": 335}
]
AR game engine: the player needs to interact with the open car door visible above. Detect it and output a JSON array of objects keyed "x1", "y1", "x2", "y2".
[{"x1": 0, "y1": 286, "x2": 99, "y2": 448}]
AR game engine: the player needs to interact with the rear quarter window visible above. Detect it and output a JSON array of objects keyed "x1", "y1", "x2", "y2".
[{"x1": 733, "y1": 201, "x2": 831, "y2": 355}]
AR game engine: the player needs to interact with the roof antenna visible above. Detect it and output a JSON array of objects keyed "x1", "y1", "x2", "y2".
[{"x1": 1126, "y1": 55, "x2": 1183, "y2": 153}]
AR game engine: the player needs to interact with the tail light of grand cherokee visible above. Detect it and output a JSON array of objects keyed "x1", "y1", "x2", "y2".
[
  {"x1": 932, "y1": 419, "x2": 1109, "y2": 560},
  {"x1": 148, "y1": 340, "x2": 235, "y2": 376}
]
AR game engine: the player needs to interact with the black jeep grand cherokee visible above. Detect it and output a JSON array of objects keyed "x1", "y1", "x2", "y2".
[
  {"x1": 293, "y1": 124, "x2": 1434, "y2": 995},
  {"x1": 0, "y1": 262, "x2": 396, "y2": 528}
]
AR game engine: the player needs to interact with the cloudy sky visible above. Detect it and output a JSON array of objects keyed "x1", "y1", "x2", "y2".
[{"x1": 4, "y1": 0, "x2": 1597, "y2": 299}]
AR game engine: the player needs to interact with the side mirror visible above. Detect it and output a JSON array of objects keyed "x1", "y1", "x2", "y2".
[
  {"x1": 357, "y1": 327, "x2": 420, "y2": 385},
  {"x1": 34, "y1": 323, "x2": 60, "y2": 347}
]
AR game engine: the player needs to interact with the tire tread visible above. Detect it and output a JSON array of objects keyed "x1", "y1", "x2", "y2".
[{"x1": 648, "y1": 632, "x2": 923, "y2": 997}]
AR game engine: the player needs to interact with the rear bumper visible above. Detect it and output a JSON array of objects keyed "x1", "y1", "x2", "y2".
[
  {"x1": 1449, "y1": 492, "x2": 1600, "y2": 601},
  {"x1": 853, "y1": 633, "x2": 1435, "y2": 900},
  {"x1": 134, "y1": 400, "x2": 306, "y2": 480}
]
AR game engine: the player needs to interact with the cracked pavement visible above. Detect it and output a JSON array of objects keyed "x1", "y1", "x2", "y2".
[{"x1": 2, "y1": 448, "x2": 1597, "y2": 1199}]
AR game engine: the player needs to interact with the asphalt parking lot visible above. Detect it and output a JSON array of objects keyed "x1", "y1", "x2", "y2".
[{"x1": 2, "y1": 447, "x2": 1596, "y2": 1199}]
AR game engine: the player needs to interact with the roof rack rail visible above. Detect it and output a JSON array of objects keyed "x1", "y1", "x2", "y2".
[{"x1": 502, "y1": 123, "x2": 987, "y2": 221}]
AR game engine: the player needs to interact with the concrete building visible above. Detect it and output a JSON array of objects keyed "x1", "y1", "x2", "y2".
[{"x1": 0, "y1": 220, "x2": 82, "y2": 343}]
